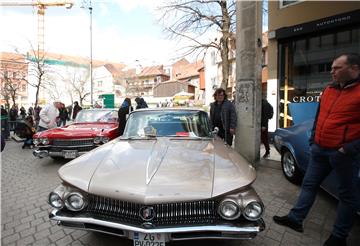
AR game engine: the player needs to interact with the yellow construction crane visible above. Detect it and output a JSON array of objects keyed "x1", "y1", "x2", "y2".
[{"x1": 0, "y1": 0, "x2": 74, "y2": 55}]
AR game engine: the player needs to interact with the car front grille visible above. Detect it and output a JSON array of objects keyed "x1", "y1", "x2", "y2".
[
  {"x1": 85, "y1": 195, "x2": 220, "y2": 226},
  {"x1": 52, "y1": 138, "x2": 94, "y2": 147}
]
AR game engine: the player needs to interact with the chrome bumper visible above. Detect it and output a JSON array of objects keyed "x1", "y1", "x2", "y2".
[
  {"x1": 32, "y1": 149, "x2": 87, "y2": 158},
  {"x1": 49, "y1": 209, "x2": 265, "y2": 241}
]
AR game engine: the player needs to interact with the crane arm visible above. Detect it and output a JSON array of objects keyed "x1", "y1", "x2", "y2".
[{"x1": 0, "y1": 1, "x2": 74, "y2": 8}]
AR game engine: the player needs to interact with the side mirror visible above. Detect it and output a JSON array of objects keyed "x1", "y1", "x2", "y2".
[{"x1": 212, "y1": 127, "x2": 219, "y2": 135}]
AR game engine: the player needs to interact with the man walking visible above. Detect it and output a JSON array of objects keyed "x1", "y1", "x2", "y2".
[
  {"x1": 273, "y1": 53, "x2": 360, "y2": 246},
  {"x1": 210, "y1": 88, "x2": 237, "y2": 146}
]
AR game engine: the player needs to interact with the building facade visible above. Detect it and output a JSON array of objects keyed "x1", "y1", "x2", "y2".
[
  {"x1": 268, "y1": 1, "x2": 360, "y2": 130},
  {"x1": 0, "y1": 52, "x2": 29, "y2": 108}
]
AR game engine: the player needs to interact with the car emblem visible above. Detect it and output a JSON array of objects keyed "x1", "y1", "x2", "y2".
[{"x1": 139, "y1": 206, "x2": 155, "y2": 221}]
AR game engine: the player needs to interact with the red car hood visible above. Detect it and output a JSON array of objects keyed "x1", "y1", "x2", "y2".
[{"x1": 36, "y1": 123, "x2": 118, "y2": 139}]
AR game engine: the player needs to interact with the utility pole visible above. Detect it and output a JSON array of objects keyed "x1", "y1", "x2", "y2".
[
  {"x1": 234, "y1": 1, "x2": 263, "y2": 165},
  {"x1": 89, "y1": 1, "x2": 93, "y2": 108}
]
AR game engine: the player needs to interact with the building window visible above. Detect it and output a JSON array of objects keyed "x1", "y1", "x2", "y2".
[
  {"x1": 97, "y1": 81, "x2": 103, "y2": 87},
  {"x1": 22, "y1": 84, "x2": 26, "y2": 92},
  {"x1": 13, "y1": 72, "x2": 17, "y2": 79},
  {"x1": 279, "y1": 0, "x2": 301, "y2": 8}
]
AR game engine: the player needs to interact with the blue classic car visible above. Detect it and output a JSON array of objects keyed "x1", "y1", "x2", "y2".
[{"x1": 273, "y1": 119, "x2": 360, "y2": 214}]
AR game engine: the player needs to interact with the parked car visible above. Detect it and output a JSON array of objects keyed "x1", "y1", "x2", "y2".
[
  {"x1": 48, "y1": 108, "x2": 265, "y2": 244},
  {"x1": 33, "y1": 109, "x2": 119, "y2": 159},
  {"x1": 273, "y1": 119, "x2": 360, "y2": 213}
]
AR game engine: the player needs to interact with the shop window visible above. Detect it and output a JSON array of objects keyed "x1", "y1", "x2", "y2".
[
  {"x1": 320, "y1": 33, "x2": 334, "y2": 48},
  {"x1": 309, "y1": 36, "x2": 320, "y2": 50},
  {"x1": 319, "y1": 63, "x2": 331, "y2": 73},
  {"x1": 337, "y1": 30, "x2": 351, "y2": 44}
]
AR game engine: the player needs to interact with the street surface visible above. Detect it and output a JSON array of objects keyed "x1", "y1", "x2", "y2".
[{"x1": 1, "y1": 140, "x2": 359, "y2": 246}]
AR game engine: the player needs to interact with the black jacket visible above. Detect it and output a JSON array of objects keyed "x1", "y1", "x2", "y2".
[{"x1": 210, "y1": 100, "x2": 237, "y2": 132}]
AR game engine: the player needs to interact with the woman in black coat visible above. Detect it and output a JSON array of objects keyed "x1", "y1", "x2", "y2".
[{"x1": 118, "y1": 98, "x2": 133, "y2": 136}]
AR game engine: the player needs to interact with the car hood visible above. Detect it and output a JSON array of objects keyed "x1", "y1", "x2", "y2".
[
  {"x1": 59, "y1": 138, "x2": 256, "y2": 204},
  {"x1": 37, "y1": 123, "x2": 117, "y2": 138}
]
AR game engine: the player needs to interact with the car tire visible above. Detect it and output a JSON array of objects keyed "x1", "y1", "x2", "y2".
[{"x1": 281, "y1": 149, "x2": 303, "y2": 184}]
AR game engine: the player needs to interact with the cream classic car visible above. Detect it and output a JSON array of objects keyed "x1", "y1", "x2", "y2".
[{"x1": 48, "y1": 108, "x2": 265, "y2": 244}]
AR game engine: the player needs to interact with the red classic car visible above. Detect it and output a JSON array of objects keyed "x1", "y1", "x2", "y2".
[{"x1": 33, "y1": 109, "x2": 119, "y2": 159}]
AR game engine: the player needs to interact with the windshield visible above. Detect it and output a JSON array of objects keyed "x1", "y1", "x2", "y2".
[
  {"x1": 123, "y1": 110, "x2": 212, "y2": 138},
  {"x1": 75, "y1": 110, "x2": 118, "y2": 123}
]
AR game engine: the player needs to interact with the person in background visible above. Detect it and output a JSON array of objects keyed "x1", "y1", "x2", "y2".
[
  {"x1": 34, "y1": 105, "x2": 42, "y2": 128},
  {"x1": 209, "y1": 88, "x2": 237, "y2": 146},
  {"x1": 9, "y1": 104, "x2": 18, "y2": 131},
  {"x1": 58, "y1": 103, "x2": 69, "y2": 127},
  {"x1": 22, "y1": 115, "x2": 36, "y2": 149},
  {"x1": 72, "y1": 101, "x2": 82, "y2": 120},
  {"x1": 1, "y1": 105, "x2": 10, "y2": 140},
  {"x1": 273, "y1": 53, "x2": 360, "y2": 246},
  {"x1": 118, "y1": 98, "x2": 133, "y2": 136},
  {"x1": 28, "y1": 106, "x2": 34, "y2": 119},
  {"x1": 38, "y1": 101, "x2": 62, "y2": 132},
  {"x1": 261, "y1": 98, "x2": 274, "y2": 158},
  {"x1": 135, "y1": 97, "x2": 148, "y2": 109},
  {"x1": 19, "y1": 106, "x2": 26, "y2": 119}
]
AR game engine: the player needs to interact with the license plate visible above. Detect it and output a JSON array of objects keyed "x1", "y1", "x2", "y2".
[
  {"x1": 63, "y1": 150, "x2": 77, "y2": 159},
  {"x1": 133, "y1": 232, "x2": 165, "y2": 246}
]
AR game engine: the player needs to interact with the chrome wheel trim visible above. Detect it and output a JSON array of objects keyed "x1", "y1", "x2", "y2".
[{"x1": 283, "y1": 151, "x2": 295, "y2": 178}]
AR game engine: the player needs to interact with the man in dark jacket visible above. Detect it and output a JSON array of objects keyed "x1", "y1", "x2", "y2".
[
  {"x1": 210, "y1": 88, "x2": 237, "y2": 146},
  {"x1": 9, "y1": 105, "x2": 18, "y2": 131},
  {"x1": 135, "y1": 97, "x2": 148, "y2": 109},
  {"x1": 72, "y1": 101, "x2": 82, "y2": 120},
  {"x1": 118, "y1": 98, "x2": 133, "y2": 136},
  {"x1": 273, "y1": 53, "x2": 360, "y2": 246},
  {"x1": 261, "y1": 98, "x2": 273, "y2": 158}
]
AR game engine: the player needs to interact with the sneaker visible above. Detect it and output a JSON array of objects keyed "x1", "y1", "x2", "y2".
[
  {"x1": 262, "y1": 152, "x2": 270, "y2": 158},
  {"x1": 323, "y1": 234, "x2": 347, "y2": 246},
  {"x1": 273, "y1": 215, "x2": 304, "y2": 233}
]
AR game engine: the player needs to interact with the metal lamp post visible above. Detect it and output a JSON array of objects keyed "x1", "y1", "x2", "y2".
[
  {"x1": 89, "y1": 2, "x2": 93, "y2": 108},
  {"x1": 82, "y1": 0, "x2": 93, "y2": 107}
]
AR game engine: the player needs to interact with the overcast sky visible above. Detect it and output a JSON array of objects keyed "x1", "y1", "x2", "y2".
[
  {"x1": 0, "y1": 0, "x2": 267, "y2": 67},
  {"x1": 0, "y1": 0, "x2": 182, "y2": 66}
]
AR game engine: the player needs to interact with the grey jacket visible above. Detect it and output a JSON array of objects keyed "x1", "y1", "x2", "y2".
[{"x1": 210, "y1": 100, "x2": 237, "y2": 132}]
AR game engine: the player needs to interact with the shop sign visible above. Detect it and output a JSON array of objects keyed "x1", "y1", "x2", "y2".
[
  {"x1": 275, "y1": 9, "x2": 360, "y2": 39},
  {"x1": 292, "y1": 95, "x2": 320, "y2": 103}
]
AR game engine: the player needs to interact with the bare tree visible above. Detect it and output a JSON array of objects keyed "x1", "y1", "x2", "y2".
[
  {"x1": 65, "y1": 67, "x2": 90, "y2": 106},
  {"x1": 158, "y1": 0, "x2": 236, "y2": 89},
  {"x1": 26, "y1": 44, "x2": 53, "y2": 108}
]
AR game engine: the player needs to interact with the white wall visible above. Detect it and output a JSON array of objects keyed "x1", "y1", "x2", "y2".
[{"x1": 204, "y1": 48, "x2": 220, "y2": 105}]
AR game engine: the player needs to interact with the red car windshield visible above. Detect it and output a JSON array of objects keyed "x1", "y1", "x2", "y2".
[{"x1": 75, "y1": 110, "x2": 118, "y2": 123}]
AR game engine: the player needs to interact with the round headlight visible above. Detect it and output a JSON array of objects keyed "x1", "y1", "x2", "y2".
[
  {"x1": 65, "y1": 193, "x2": 86, "y2": 211},
  {"x1": 48, "y1": 192, "x2": 64, "y2": 209},
  {"x1": 101, "y1": 137, "x2": 109, "y2": 143},
  {"x1": 41, "y1": 138, "x2": 49, "y2": 145},
  {"x1": 218, "y1": 199, "x2": 241, "y2": 220},
  {"x1": 33, "y1": 138, "x2": 39, "y2": 145},
  {"x1": 94, "y1": 136, "x2": 101, "y2": 144},
  {"x1": 243, "y1": 202, "x2": 264, "y2": 221}
]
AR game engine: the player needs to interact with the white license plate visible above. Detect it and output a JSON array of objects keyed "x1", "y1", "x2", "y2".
[
  {"x1": 63, "y1": 150, "x2": 77, "y2": 159},
  {"x1": 133, "y1": 232, "x2": 165, "y2": 246}
]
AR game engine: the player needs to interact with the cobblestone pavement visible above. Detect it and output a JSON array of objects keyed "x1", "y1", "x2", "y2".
[{"x1": 1, "y1": 140, "x2": 359, "y2": 246}]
